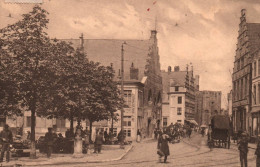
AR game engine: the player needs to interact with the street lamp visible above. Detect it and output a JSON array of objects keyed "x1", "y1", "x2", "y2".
[{"x1": 120, "y1": 41, "x2": 126, "y2": 149}]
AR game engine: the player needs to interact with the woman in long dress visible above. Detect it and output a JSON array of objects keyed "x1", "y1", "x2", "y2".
[{"x1": 157, "y1": 129, "x2": 170, "y2": 163}]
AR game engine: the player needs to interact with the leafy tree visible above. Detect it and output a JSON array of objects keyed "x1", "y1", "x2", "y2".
[
  {"x1": 0, "y1": 39, "x2": 21, "y2": 116},
  {"x1": 0, "y1": 5, "x2": 63, "y2": 158}
]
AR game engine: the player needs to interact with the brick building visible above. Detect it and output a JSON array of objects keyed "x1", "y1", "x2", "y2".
[
  {"x1": 199, "y1": 91, "x2": 222, "y2": 126},
  {"x1": 232, "y1": 9, "x2": 260, "y2": 134}
]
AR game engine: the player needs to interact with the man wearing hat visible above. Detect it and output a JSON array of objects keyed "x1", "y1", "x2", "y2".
[
  {"x1": 45, "y1": 127, "x2": 54, "y2": 158},
  {"x1": 255, "y1": 135, "x2": 260, "y2": 167},
  {"x1": 238, "y1": 132, "x2": 248, "y2": 167},
  {"x1": 0, "y1": 124, "x2": 13, "y2": 162}
]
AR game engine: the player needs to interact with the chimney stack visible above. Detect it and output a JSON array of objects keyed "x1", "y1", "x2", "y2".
[
  {"x1": 174, "y1": 66, "x2": 180, "y2": 72},
  {"x1": 168, "y1": 66, "x2": 172, "y2": 72}
]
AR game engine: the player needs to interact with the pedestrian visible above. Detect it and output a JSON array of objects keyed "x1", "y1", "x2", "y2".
[
  {"x1": 83, "y1": 131, "x2": 90, "y2": 154},
  {"x1": 137, "y1": 129, "x2": 141, "y2": 142},
  {"x1": 154, "y1": 128, "x2": 158, "y2": 139},
  {"x1": 94, "y1": 132, "x2": 103, "y2": 153},
  {"x1": 104, "y1": 130, "x2": 108, "y2": 144},
  {"x1": 157, "y1": 129, "x2": 170, "y2": 163},
  {"x1": 45, "y1": 127, "x2": 54, "y2": 158},
  {"x1": 255, "y1": 135, "x2": 260, "y2": 167},
  {"x1": 238, "y1": 132, "x2": 248, "y2": 167},
  {"x1": 27, "y1": 131, "x2": 31, "y2": 140},
  {"x1": 0, "y1": 124, "x2": 13, "y2": 163}
]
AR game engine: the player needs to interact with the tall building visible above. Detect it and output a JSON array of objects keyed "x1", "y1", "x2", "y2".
[
  {"x1": 251, "y1": 50, "x2": 260, "y2": 137},
  {"x1": 199, "y1": 91, "x2": 222, "y2": 126},
  {"x1": 232, "y1": 9, "x2": 260, "y2": 134},
  {"x1": 161, "y1": 65, "x2": 197, "y2": 127}
]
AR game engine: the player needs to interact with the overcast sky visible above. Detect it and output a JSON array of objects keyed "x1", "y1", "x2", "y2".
[{"x1": 1, "y1": 0, "x2": 260, "y2": 108}]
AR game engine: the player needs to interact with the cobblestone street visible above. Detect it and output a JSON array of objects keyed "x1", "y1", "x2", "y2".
[{"x1": 63, "y1": 133, "x2": 256, "y2": 167}]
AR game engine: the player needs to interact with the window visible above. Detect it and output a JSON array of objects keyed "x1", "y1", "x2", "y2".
[
  {"x1": 138, "y1": 91, "x2": 143, "y2": 108},
  {"x1": 177, "y1": 120, "x2": 182, "y2": 123},
  {"x1": 254, "y1": 61, "x2": 257, "y2": 77},
  {"x1": 26, "y1": 116, "x2": 31, "y2": 127},
  {"x1": 124, "y1": 129, "x2": 131, "y2": 137},
  {"x1": 124, "y1": 90, "x2": 132, "y2": 108},
  {"x1": 258, "y1": 84, "x2": 260, "y2": 104},
  {"x1": 237, "y1": 80, "x2": 240, "y2": 100},
  {"x1": 245, "y1": 76, "x2": 248, "y2": 98},
  {"x1": 241, "y1": 57, "x2": 244, "y2": 68},
  {"x1": 241, "y1": 78, "x2": 243, "y2": 99},
  {"x1": 258, "y1": 59, "x2": 260, "y2": 76},
  {"x1": 123, "y1": 116, "x2": 131, "y2": 127},
  {"x1": 178, "y1": 97, "x2": 182, "y2": 104},
  {"x1": 254, "y1": 85, "x2": 256, "y2": 105},
  {"x1": 237, "y1": 60, "x2": 240, "y2": 71},
  {"x1": 113, "y1": 128, "x2": 117, "y2": 135},
  {"x1": 56, "y1": 118, "x2": 66, "y2": 128},
  {"x1": 163, "y1": 117, "x2": 167, "y2": 127},
  {"x1": 177, "y1": 107, "x2": 182, "y2": 115},
  {"x1": 175, "y1": 86, "x2": 179, "y2": 92}
]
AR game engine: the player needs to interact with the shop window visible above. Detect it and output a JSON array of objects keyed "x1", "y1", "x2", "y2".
[{"x1": 177, "y1": 107, "x2": 182, "y2": 115}]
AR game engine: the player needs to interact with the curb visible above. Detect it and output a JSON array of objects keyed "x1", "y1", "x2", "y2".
[
  {"x1": 87, "y1": 144, "x2": 134, "y2": 163},
  {"x1": 1, "y1": 144, "x2": 134, "y2": 166}
]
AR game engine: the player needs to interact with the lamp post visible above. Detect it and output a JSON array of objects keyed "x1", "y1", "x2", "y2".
[{"x1": 120, "y1": 41, "x2": 126, "y2": 149}]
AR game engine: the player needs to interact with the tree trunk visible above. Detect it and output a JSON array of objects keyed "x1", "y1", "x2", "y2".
[
  {"x1": 111, "y1": 113, "x2": 114, "y2": 131},
  {"x1": 30, "y1": 106, "x2": 36, "y2": 159},
  {"x1": 70, "y1": 116, "x2": 74, "y2": 132},
  {"x1": 89, "y1": 120, "x2": 92, "y2": 143}
]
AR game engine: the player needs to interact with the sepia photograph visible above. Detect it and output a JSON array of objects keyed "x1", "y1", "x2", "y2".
[{"x1": 0, "y1": 0, "x2": 260, "y2": 166}]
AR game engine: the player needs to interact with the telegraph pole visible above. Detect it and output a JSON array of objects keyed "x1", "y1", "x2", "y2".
[{"x1": 120, "y1": 42, "x2": 126, "y2": 149}]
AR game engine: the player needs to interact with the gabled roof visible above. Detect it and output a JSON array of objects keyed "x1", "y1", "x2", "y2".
[
  {"x1": 161, "y1": 71, "x2": 188, "y2": 94},
  {"x1": 62, "y1": 39, "x2": 153, "y2": 82}
]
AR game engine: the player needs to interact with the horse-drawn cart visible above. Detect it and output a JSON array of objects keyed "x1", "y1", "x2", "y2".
[{"x1": 208, "y1": 115, "x2": 231, "y2": 149}]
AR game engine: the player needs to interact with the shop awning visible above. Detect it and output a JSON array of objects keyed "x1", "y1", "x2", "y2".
[{"x1": 186, "y1": 119, "x2": 198, "y2": 126}]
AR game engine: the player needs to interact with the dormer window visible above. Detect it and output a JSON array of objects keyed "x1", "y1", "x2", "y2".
[{"x1": 175, "y1": 86, "x2": 179, "y2": 92}]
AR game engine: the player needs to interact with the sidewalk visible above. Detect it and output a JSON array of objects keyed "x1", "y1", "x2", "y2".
[{"x1": 0, "y1": 144, "x2": 133, "y2": 167}]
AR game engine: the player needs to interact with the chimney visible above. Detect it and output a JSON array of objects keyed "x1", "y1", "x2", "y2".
[
  {"x1": 130, "y1": 62, "x2": 139, "y2": 80},
  {"x1": 168, "y1": 66, "x2": 172, "y2": 72},
  {"x1": 174, "y1": 66, "x2": 180, "y2": 72},
  {"x1": 186, "y1": 64, "x2": 189, "y2": 74},
  {"x1": 150, "y1": 30, "x2": 157, "y2": 43},
  {"x1": 79, "y1": 33, "x2": 84, "y2": 49}
]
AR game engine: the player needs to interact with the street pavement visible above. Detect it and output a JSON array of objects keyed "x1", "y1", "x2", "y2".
[
  {"x1": 75, "y1": 133, "x2": 257, "y2": 167},
  {"x1": 0, "y1": 133, "x2": 258, "y2": 167}
]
